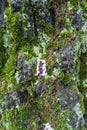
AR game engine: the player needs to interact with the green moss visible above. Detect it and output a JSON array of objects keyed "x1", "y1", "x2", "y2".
[
  {"x1": 0, "y1": 0, "x2": 86, "y2": 130},
  {"x1": 46, "y1": 41, "x2": 65, "y2": 50},
  {"x1": 70, "y1": 0, "x2": 79, "y2": 6},
  {"x1": 53, "y1": 109, "x2": 71, "y2": 130},
  {"x1": 40, "y1": 103, "x2": 71, "y2": 130},
  {"x1": 0, "y1": 27, "x2": 7, "y2": 74},
  {"x1": 2, "y1": 105, "x2": 38, "y2": 130},
  {"x1": 38, "y1": 19, "x2": 54, "y2": 36},
  {"x1": 79, "y1": 53, "x2": 87, "y2": 120},
  {"x1": 62, "y1": 71, "x2": 72, "y2": 84},
  {"x1": 81, "y1": 0, "x2": 87, "y2": 10}
]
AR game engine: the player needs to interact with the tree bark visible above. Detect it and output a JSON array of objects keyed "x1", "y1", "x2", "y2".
[{"x1": 0, "y1": 0, "x2": 87, "y2": 130}]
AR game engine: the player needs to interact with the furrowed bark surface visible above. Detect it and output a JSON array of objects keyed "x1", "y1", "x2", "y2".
[{"x1": 0, "y1": 0, "x2": 87, "y2": 130}]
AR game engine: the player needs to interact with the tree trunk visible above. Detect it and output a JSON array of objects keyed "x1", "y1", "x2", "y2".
[{"x1": 0, "y1": 0, "x2": 87, "y2": 130}]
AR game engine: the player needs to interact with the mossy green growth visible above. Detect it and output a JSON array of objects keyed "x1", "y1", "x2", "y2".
[
  {"x1": 38, "y1": 19, "x2": 54, "y2": 36},
  {"x1": 33, "y1": 77, "x2": 71, "y2": 130},
  {"x1": 2, "y1": 1, "x2": 38, "y2": 91},
  {"x1": 1, "y1": 105, "x2": 39, "y2": 130},
  {"x1": 4, "y1": 4, "x2": 32, "y2": 50},
  {"x1": 79, "y1": 52, "x2": 87, "y2": 122},
  {"x1": 0, "y1": 0, "x2": 86, "y2": 130},
  {"x1": 62, "y1": 71, "x2": 72, "y2": 84},
  {"x1": 46, "y1": 41, "x2": 65, "y2": 50},
  {"x1": 0, "y1": 27, "x2": 7, "y2": 74},
  {"x1": 39, "y1": 100, "x2": 71, "y2": 130},
  {"x1": 0, "y1": 83, "x2": 42, "y2": 130},
  {"x1": 81, "y1": 0, "x2": 87, "y2": 10}
]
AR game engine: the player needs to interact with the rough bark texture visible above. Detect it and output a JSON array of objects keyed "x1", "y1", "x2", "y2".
[{"x1": 0, "y1": 0, "x2": 87, "y2": 130}]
